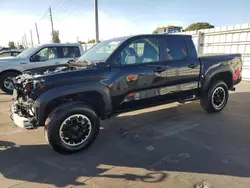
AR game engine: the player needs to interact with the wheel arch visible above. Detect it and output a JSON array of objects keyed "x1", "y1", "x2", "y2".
[
  {"x1": 0, "y1": 69, "x2": 22, "y2": 77},
  {"x1": 202, "y1": 69, "x2": 233, "y2": 92},
  {"x1": 35, "y1": 82, "x2": 112, "y2": 126}
]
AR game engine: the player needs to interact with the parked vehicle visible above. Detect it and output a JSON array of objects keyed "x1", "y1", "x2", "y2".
[
  {"x1": 0, "y1": 50, "x2": 22, "y2": 59},
  {"x1": 0, "y1": 47, "x2": 10, "y2": 51},
  {"x1": 0, "y1": 43, "x2": 84, "y2": 94},
  {"x1": 10, "y1": 34, "x2": 242, "y2": 154}
]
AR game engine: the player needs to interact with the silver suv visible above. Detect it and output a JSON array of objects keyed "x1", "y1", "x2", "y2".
[{"x1": 0, "y1": 43, "x2": 84, "y2": 94}]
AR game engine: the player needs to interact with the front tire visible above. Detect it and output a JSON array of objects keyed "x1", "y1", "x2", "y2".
[
  {"x1": 200, "y1": 80, "x2": 229, "y2": 113},
  {"x1": 0, "y1": 71, "x2": 20, "y2": 94},
  {"x1": 44, "y1": 102, "x2": 100, "y2": 154}
]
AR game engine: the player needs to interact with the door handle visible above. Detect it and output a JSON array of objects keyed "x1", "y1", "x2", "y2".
[
  {"x1": 153, "y1": 67, "x2": 166, "y2": 73},
  {"x1": 188, "y1": 64, "x2": 198, "y2": 69},
  {"x1": 20, "y1": 62, "x2": 27, "y2": 65},
  {"x1": 55, "y1": 62, "x2": 60, "y2": 65}
]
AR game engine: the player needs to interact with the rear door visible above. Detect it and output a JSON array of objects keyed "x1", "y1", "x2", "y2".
[
  {"x1": 11, "y1": 51, "x2": 20, "y2": 57},
  {"x1": 163, "y1": 35, "x2": 200, "y2": 93},
  {"x1": 57, "y1": 46, "x2": 81, "y2": 65},
  {"x1": 110, "y1": 36, "x2": 168, "y2": 109}
]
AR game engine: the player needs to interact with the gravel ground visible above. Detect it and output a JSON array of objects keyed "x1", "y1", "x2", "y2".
[{"x1": 0, "y1": 82, "x2": 250, "y2": 188}]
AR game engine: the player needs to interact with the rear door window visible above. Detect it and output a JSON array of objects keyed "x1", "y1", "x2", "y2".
[
  {"x1": 0, "y1": 52, "x2": 11, "y2": 57},
  {"x1": 60, "y1": 46, "x2": 81, "y2": 58},
  {"x1": 165, "y1": 36, "x2": 188, "y2": 60},
  {"x1": 12, "y1": 52, "x2": 20, "y2": 56}
]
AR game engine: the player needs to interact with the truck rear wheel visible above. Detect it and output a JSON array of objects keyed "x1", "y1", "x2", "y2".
[
  {"x1": 200, "y1": 80, "x2": 229, "y2": 113},
  {"x1": 44, "y1": 102, "x2": 100, "y2": 154}
]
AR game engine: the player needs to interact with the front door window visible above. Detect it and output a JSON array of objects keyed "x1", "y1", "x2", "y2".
[
  {"x1": 120, "y1": 38, "x2": 160, "y2": 65},
  {"x1": 30, "y1": 47, "x2": 58, "y2": 62}
]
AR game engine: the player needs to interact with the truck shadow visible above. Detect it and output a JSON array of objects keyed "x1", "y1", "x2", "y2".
[{"x1": 0, "y1": 91, "x2": 250, "y2": 187}]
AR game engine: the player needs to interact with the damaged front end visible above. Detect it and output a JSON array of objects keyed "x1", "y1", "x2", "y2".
[
  {"x1": 10, "y1": 64, "x2": 83, "y2": 129},
  {"x1": 10, "y1": 74, "x2": 43, "y2": 129}
]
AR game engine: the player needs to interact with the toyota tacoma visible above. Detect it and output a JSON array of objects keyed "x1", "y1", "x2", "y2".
[{"x1": 10, "y1": 34, "x2": 242, "y2": 154}]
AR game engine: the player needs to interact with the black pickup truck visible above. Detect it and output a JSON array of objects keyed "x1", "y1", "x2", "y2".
[{"x1": 10, "y1": 34, "x2": 242, "y2": 154}]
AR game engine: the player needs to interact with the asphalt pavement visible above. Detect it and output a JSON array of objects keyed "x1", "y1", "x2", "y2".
[{"x1": 0, "y1": 82, "x2": 250, "y2": 188}]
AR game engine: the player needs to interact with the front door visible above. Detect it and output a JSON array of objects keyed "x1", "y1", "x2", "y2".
[
  {"x1": 163, "y1": 35, "x2": 200, "y2": 94},
  {"x1": 26, "y1": 47, "x2": 60, "y2": 70},
  {"x1": 110, "y1": 36, "x2": 168, "y2": 110},
  {"x1": 56, "y1": 46, "x2": 82, "y2": 65}
]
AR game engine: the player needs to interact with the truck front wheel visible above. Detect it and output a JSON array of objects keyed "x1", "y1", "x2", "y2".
[
  {"x1": 0, "y1": 71, "x2": 20, "y2": 94},
  {"x1": 44, "y1": 102, "x2": 100, "y2": 154},
  {"x1": 200, "y1": 80, "x2": 229, "y2": 113}
]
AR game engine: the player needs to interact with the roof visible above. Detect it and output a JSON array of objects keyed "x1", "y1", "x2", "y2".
[
  {"x1": 127, "y1": 34, "x2": 191, "y2": 38},
  {"x1": 38, "y1": 43, "x2": 82, "y2": 47}
]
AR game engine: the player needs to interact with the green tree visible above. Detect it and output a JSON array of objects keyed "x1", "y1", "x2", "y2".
[
  {"x1": 51, "y1": 30, "x2": 61, "y2": 43},
  {"x1": 78, "y1": 41, "x2": 86, "y2": 44},
  {"x1": 152, "y1": 30, "x2": 158, "y2": 34},
  {"x1": 18, "y1": 45, "x2": 24, "y2": 49},
  {"x1": 87, "y1": 39, "x2": 96, "y2": 44},
  {"x1": 184, "y1": 22, "x2": 214, "y2": 31},
  {"x1": 8, "y1": 41, "x2": 17, "y2": 49}
]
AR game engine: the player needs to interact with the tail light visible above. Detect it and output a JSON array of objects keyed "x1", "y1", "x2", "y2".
[{"x1": 234, "y1": 67, "x2": 242, "y2": 81}]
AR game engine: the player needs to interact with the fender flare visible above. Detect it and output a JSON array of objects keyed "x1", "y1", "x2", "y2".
[
  {"x1": 35, "y1": 82, "x2": 112, "y2": 125},
  {"x1": 201, "y1": 64, "x2": 234, "y2": 92}
]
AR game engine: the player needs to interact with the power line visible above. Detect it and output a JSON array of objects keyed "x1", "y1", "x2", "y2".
[
  {"x1": 40, "y1": 9, "x2": 49, "y2": 20},
  {"x1": 54, "y1": 0, "x2": 69, "y2": 10},
  {"x1": 56, "y1": 0, "x2": 79, "y2": 21},
  {"x1": 57, "y1": 0, "x2": 91, "y2": 22}
]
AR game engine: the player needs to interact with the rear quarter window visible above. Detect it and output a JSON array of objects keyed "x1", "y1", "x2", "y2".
[{"x1": 165, "y1": 36, "x2": 188, "y2": 60}]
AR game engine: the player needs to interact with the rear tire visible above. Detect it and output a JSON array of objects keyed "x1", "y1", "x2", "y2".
[
  {"x1": 200, "y1": 80, "x2": 229, "y2": 113},
  {"x1": 0, "y1": 71, "x2": 20, "y2": 94},
  {"x1": 44, "y1": 102, "x2": 100, "y2": 154}
]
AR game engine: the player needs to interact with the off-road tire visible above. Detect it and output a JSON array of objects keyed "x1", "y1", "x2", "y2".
[
  {"x1": 44, "y1": 102, "x2": 100, "y2": 154},
  {"x1": 200, "y1": 80, "x2": 229, "y2": 113}
]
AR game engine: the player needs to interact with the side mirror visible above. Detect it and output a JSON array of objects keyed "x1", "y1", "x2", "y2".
[{"x1": 30, "y1": 55, "x2": 40, "y2": 62}]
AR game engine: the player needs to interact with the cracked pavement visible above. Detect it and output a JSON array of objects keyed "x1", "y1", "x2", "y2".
[{"x1": 0, "y1": 82, "x2": 250, "y2": 187}]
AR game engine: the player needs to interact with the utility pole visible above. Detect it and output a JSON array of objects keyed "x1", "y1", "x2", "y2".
[
  {"x1": 49, "y1": 6, "x2": 54, "y2": 38},
  {"x1": 35, "y1": 23, "x2": 40, "y2": 44},
  {"x1": 24, "y1": 34, "x2": 28, "y2": 48},
  {"x1": 21, "y1": 36, "x2": 24, "y2": 47},
  {"x1": 77, "y1": 36, "x2": 79, "y2": 43},
  {"x1": 94, "y1": 0, "x2": 99, "y2": 43},
  {"x1": 30, "y1": 29, "x2": 34, "y2": 47}
]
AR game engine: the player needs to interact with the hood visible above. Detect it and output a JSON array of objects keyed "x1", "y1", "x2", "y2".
[
  {"x1": 0, "y1": 57, "x2": 26, "y2": 63},
  {"x1": 0, "y1": 56, "x2": 16, "y2": 60},
  {"x1": 33, "y1": 65, "x2": 108, "y2": 89}
]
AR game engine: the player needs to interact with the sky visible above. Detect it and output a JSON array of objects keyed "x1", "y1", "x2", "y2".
[{"x1": 0, "y1": 0, "x2": 250, "y2": 47}]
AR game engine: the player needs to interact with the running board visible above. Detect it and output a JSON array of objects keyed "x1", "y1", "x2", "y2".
[{"x1": 177, "y1": 95, "x2": 198, "y2": 104}]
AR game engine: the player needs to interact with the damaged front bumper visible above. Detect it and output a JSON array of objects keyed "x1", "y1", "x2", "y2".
[{"x1": 10, "y1": 101, "x2": 37, "y2": 129}]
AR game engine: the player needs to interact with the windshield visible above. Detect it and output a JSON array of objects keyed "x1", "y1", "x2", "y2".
[
  {"x1": 76, "y1": 38, "x2": 127, "y2": 64},
  {"x1": 17, "y1": 47, "x2": 36, "y2": 58}
]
